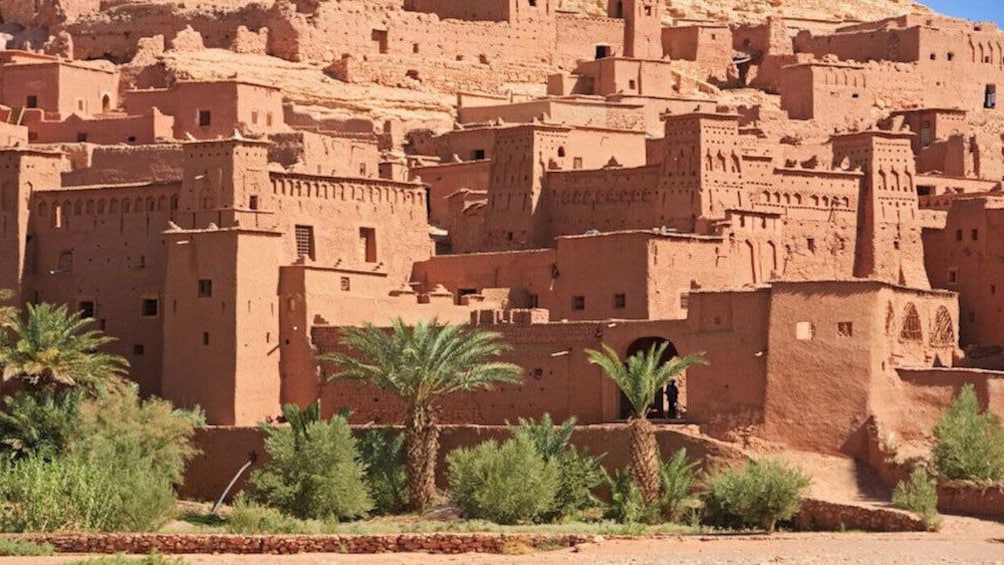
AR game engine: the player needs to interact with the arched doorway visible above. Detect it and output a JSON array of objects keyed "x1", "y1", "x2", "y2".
[
  {"x1": 101, "y1": 94, "x2": 111, "y2": 113},
  {"x1": 620, "y1": 337, "x2": 680, "y2": 420}
]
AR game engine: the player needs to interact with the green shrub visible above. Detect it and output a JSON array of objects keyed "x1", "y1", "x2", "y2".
[
  {"x1": 225, "y1": 496, "x2": 319, "y2": 534},
  {"x1": 511, "y1": 414, "x2": 605, "y2": 518},
  {"x1": 74, "y1": 387, "x2": 197, "y2": 485},
  {"x1": 0, "y1": 387, "x2": 194, "y2": 533},
  {"x1": 0, "y1": 390, "x2": 80, "y2": 461},
  {"x1": 0, "y1": 439, "x2": 176, "y2": 532},
  {"x1": 933, "y1": 384, "x2": 1004, "y2": 482},
  {"x1": 892, "y1": 468, "x2": 941, "y2": 531},
  {"x1": 447, "y1": 436, "x2": 559, "y2": 524},
  {"x1": 248, "y1": 410, "x2": 372, "y2": 520},
  {"x1": 604, "y1": 469, "x2": 656, "y2": 524},
  {"x1": 357, "y1": 429, "x2": 408, "y2": 515},
  {"x1": 703, "y1": 458, "x2": 811, "y2": 533},
  {"x1": 659, "y1": 448, "x2": 700, "y2": 522},
  {"x1": 510, "y1": 413, "x2": 575, "y2": 460},
  {"x1": 0, "y1": 538, "x2": 54, "y2": 556}
]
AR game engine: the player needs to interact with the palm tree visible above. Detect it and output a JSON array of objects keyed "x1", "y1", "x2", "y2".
[
  {"x1": 0, "y1": 302, "x2": 128, "y2": 395},
  {"x1": 586, "y1": 342, "x2": 706, "y2": 503},
  {"x1": 320, "y1": 318, "x2": 523, "y2": 512}
]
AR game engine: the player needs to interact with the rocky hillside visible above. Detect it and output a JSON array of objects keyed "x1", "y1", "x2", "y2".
[{"x1": 562, "y1": 0, "x2": 932, "y2": 23}]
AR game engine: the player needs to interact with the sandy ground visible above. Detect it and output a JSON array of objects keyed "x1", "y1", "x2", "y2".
[{"x1": 5, "y1": 515, "x2": 1003, "y2": 565}]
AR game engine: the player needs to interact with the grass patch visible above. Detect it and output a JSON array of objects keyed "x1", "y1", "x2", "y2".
[
  {"x1": 0, "y1": 538, "x2": 54, "y2": 556},
  {"x1": 63, "y1": 552, "x2": 186, "y2": 564}
]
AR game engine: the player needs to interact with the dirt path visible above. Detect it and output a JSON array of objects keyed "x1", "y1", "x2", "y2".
[{"x1": 6, "y1": 516, "x2": 1003, "y2": 565}]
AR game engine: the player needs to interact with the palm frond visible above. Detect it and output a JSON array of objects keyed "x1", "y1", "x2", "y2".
[
  {"x1": 587, "y1": 343, "x2": 707, "y2": 420},
  {"x1": 319, "y1": 318, "x2": 523, "y2": 408}
]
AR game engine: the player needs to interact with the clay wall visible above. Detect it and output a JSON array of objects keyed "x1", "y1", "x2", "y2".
[
  {"x1": 26, "y1": 181, "x2": 181, "y2": 395},
  {"x1": 880, "y1": 368, "x2": 1004, "y2": 443},
  {"x1": 0, "y1": 121, "x2": 28, "y2": 146},
  {"x1": 266, "y1": 172, "x2": 432, "y2": 281},
  {"x1": 25, "y1": 109, "x2": 174, "y2": 145},
  {"x1": 764, "y1": 281, "x2": 957, "y2": 457},
  {"x1": 923, "y1": 196, "x2": 1004, "y2": 345},
  {"x1": 458, "y1": 98, "x2": 646, "y2": 133},
  {"x1": 0, "y1": 149, "x2": 62, "y2": 305},
  {"x1": 410, "y1": 160, "x2": 492, "y2": 227},
  {"x1": 554, "y1": 13, "x2": 624, "y2": 67},
  {"x1": 410, "y1": 248, "x2": 556, "y2": 310},
  {"x1": 662, "y1": 25, "x2": 733, "y2": 82},
  {"x1": 267, "y1": 131, "x2": 380, "y2": 179},
  {"x1": 403, "y1": 0, "x2": 514, "y2": 22},
  {"x1": 124, "y1": 81, "x2": 285, "y2": 140},
  {"x1": 327, "y1": 54, "x2": 554, "y2": 95},
  {"x1": 61, "y1": 144, "x2": 184, "y2": 186},
  {"x1": 316, "y1": 300, "x2": 765, "y2": 427},
  {"x1": 0, "y1": 60, "x2": 118, "y2": 119},
  {"x1": 277, "y1": 263, "x2": 472, "y2": 408}
]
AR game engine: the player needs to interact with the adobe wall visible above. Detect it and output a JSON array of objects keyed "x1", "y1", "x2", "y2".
[
  {"x1": 60, "y1": 144, "x2": 184, "y2": 186},
  {"x1": 27, "y1": 181, "x2": 182, "y2": 395},
  {"x1": 410, "y1": 160, "x2": 492, "y2": 227},
  {"x1": 277, "y1": 264, "x2": 471, "y2": 409},
  {"x1": 662, "y1": 26, "x2": 734, "y2": 83},
  {"x1": 266, "y1": 173, "x2": 432, "y2": 282},
  {"x1": 315, "y1": 291, "x2": 768, "y2": 430},
  {"x1": 0, "y1": 121, "x2": 28, "y2": 146},
  {"x1": 458, "y1": 100, "x2": 647, "y2": 134},
  {"x1": 56, "y1": 63, "x2": 119, "y2": 117},
  {"x1": 268, "y1": 131, "x2": 380, "y2": 179},
  {"x1": 881, "y1": 368, "x2": 1004, "y2": 443},
  {"x1": 124, "y1": 82, "x2": 285, "y2": 140},
  {"x1": 25, "y1": 109, "x2": 174, "y2": 145},
  {"x1": 763, "y1": 281, "x2": 958, "y2": 457},
  {"x1": 922, "y1": 197, "x2": 1004, "y2": 345}
]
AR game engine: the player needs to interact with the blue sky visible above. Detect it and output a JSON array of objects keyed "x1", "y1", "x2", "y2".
[{"x1": 921, "y1": 1, "x2": 1004, "y2": 26}]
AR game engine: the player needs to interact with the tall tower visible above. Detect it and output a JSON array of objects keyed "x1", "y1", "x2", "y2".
[
  {"x1": 162, "y1": 138, "x2": 282, "y2": 425},
  {"x1": 0, "y1": 149, "x2": 61, "y2": 304},
  {"x1": 658, "y1": 112, "x2": 743, "y2": 231},
  {"x1": 623, "y1": 0, "x2": 663, "y2": 60},
  {"x1": 832, "y1": 130, "x2": 929, "y2": 288},
  {"x1": 484, "y1": 124, "x2": 570, "y2": 250},
  {"x1": 179, "y1": 138, "x2": 272, "y2": 231}
]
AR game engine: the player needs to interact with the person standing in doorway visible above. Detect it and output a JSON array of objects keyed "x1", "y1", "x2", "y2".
[{"x1": 666, "y1": 379, "x2": 680, "y2": 419}]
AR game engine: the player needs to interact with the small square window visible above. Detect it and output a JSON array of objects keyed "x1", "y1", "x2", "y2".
[
  {"x1": 197, "y1": 110, "x2": 212, "y2": 127},
  {"x1": 572, "y1": 296, "x2": 585, "y2": 311},
  {"x1": 972, "y1": 229, "x2": 979, "y2": 241},
  {"x1": 141, "y1": 298, "x2": 159, "y2": 317},
  {"x1": 25, "y1": 95, "x2": 37, "y2": 108},
  {"x1": 628, "y1": 79, "x2": 636, "y2": 90},
  {"x1": 573, "y1": 157, "x2": 583, "y2": 169},
  {"x1": 528, "y1": 293, "x2": 539, "y2": 308},
  {"x1": 249, "y1": 195, "x2": 259, "y2": 210},
  {"x1": 340, "y1": 276, "x2": 351, "y2": 291},
  {"x1": 948, "y1": 269, "x2": 958, "y2": 284},
  {"x1": 198, "y1": 279, "x2": 213, "y2": 297},
  {"x1": 680, "y1": 293, "x2": 689, "y2": 309},
  {"x1": 77, "y1": 99, "x2": 85, "y2": 111},
  {"x1": 955, "y1": 229, "x2": 963, "y2": 241},
  {"x1": 837, "y1": 322, "x2": 853, "y2": 337},
  {"x1": 251, "y1": 111, "x2": 259, "y2": 125},
  {"x1": 76, "y1": 132, "x2": 87, "y2": 142},
  {"x1": 78, "y1": 301, "x2": 95, "y2": 319},
  {"x1": 202, "y1": 332, "x2": 210, "y2": 345},
  {"x1": 133, "y1": 344, "x2": 145, "y2": 356},
  {"x1": 795, "y1": 321, "x2": 814, "y2": 341},
  {"x1": 473, "y1": 149, "x2": 486, "y2": 160},
  {"x1": 614, "y1": 293, "x2": 626, "y2": 309},
  {"x1": 127, "y1": 136, "x2": 136, "y2": 143}
]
